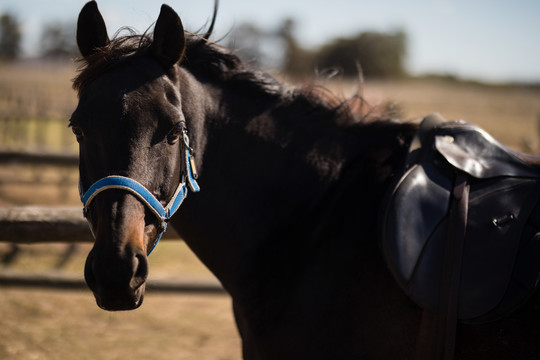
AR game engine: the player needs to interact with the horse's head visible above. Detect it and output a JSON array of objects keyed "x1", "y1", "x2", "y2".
[{"x1": 72, "y1": 2, "x2": 196, "y2": 310}]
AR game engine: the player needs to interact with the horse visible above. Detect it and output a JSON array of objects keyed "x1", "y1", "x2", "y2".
[{"x1": 72, "y1": 2, "x2": 540, "y2": 359}]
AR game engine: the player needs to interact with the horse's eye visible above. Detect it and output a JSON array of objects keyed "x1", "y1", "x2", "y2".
[
  {"x1": 167, "y1": 124, "x2": 183, "y2": 144},
  {"x1": 72, "y1": 126, "x2": 84, "y2": 142}
]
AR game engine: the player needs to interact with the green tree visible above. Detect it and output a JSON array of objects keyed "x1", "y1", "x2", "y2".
[
  {"x1": 227, "y1": 23, "x2": 265, "y2": 67},
  {"x1": 40, "y1": 22, "x2": 78, "y2": 59},
  {"x1": 279, "y1": 18, "x2": 313, "y2": 77},
  {"x1": 315, "y1": 31, "x2": 407, "y2": 79},
  {"x1": 0, "y1": 13, "x2": 22, "y2": 61}
]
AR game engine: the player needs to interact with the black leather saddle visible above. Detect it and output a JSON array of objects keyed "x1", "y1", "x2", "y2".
[{"x1": 380, "y1": 113, "x2": 540, "y2": 322}]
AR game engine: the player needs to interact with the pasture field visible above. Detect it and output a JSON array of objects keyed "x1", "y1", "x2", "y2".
[
  {"x1": 1, "y1": 62, "x2": 540, "y2": 359},
  {"x1": 0, "y1": 62, "x2": 78, "y2": 153},
  {"x1": 0, "y1": 243, "x2": 241, "y2": 360},
  {"x1": 364, "y1": 78, "x2": 540, "y2": 151}
]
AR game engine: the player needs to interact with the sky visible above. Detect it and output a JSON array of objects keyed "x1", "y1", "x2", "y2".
[{"x1": 1, "y1": 0, "x2": 539, "y2": 83}]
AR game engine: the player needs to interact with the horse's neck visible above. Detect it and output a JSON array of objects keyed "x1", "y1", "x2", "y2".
[
  {"x1": 175, "y1": 77, "x2": 414, "y2": 298},
  {"x1": 202, "y1": 92, "x2": 356, "y2": 220}
]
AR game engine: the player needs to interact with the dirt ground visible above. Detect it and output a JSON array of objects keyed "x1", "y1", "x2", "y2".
[
  {"x1": 0, "y1": 288, "x2": 240, "y2": 360},
  {"x1": 0, "y1": 241, "x2": 242, "y2": 360}
]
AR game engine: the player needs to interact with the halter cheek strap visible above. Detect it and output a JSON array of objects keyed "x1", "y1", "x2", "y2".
[{"x1": 79, "y1": 128, "x2": 200, "y2": 255}]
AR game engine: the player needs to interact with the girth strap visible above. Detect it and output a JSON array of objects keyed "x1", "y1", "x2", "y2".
[
  {"x1": 416, "y1": 173, "x2": 470, "y2": 360},
  {"x1": 439, "y1": 173, "x2": 470, "y2": 359}
]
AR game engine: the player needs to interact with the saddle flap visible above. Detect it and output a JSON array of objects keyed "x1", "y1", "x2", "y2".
[
  {"x1": 459, "y1": 178, "x2": 538, "y2": 318},
  {"x1": 405, "y1": 177, "x2": 538, "y2": 318},
  {"x1": 380, "y1": 115, "x2": 540, "y2": 320},
  {"x1": 381, "y1": 161, "x2": 451, "y2": 284}
]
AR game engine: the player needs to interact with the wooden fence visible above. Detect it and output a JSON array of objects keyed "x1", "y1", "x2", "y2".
[
  {"x1": 0, "y1": 205, "x2": 221, "y2": 292},
  {"x1": 0, "y1": 151, "x2": 180, "y2": 243},
  {"x1": 0, "y1": 151, "x2": 217, "y2": 292},
  {"x1": 0, "y1": 270, "x2": 224, "y2": 293},
  {"x1": 0, "y1": 205, "x2": 180, "y2": 243},
  {"x1": 0, "y1": 150, "x2": 78, "y2": 167}
]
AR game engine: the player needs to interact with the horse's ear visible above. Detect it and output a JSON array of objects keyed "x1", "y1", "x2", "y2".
[
  {"x1": 77, "y1": 1, "x2": 109, "y2": 58},
  {"x1": 152, "y1": 5, "x2": 186, "y2": 68}
]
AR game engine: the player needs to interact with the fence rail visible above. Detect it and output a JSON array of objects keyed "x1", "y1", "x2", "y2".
[
  {"x1": 0, "y1": 150, "x2": 78, "y2": 167},
  {"x1": 0, "y1": 152, "x2": 211, "y2": 293},
  {"x1": 0, "y1": 206, "x2": 211, "y2": 292},
  {"x1": 0, "y1": 270, "x2": 224, "y2": 293},
  {"x1": 0, "y1": 206, "x2": 179, "y2": 243}
]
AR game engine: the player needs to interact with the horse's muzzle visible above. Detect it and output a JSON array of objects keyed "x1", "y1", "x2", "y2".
[{"x1": 84, "y1": 244, "x2": 148, "y2": 311}]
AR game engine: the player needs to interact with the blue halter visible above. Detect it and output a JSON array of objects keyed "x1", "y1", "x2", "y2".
[{"x1": 79, "y1": 127, "x2": 200, "y2": 255}]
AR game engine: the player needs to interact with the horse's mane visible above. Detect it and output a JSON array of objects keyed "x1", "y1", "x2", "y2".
[
  {"x1": 73, "y1": 31, "x2": 152, "y2": 94},
  {"x1": 73, "y1": 31, "x2": 400, "y2": 127}
]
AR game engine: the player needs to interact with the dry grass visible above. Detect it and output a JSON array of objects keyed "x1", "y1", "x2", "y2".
[
  {"x1": 362, "y1": 79, "x2": 540, "y2": 152},
  {"x1": 1, "y1": 62, "x2": 540, "y2": 359},
  {"x1": 0, "y1": 62, "x2": 78, "y2": 152},
  {"x1": 0, "y1": 62, "x2": 76, "y2": 119},
  {"x1": 1, "y1": 62, "x2": 539, "y2": 152},
  {"x1": 0, "y1": 288, "x2": 240, "y2": 360},
  {"x1": 0, "y1": 241, "x2": 239, "y2": 360}
]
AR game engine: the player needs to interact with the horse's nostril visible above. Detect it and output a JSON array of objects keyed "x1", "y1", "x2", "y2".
[
  {"x1": 130, "y1": 251, "x2": 148, "y2": 290},
  {"x1": 83, "y1": 242, "x2": 148, "y2": 311}
]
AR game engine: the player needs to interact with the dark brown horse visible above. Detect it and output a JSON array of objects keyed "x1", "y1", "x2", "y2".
[{"x1": 72, "y1": 2, "x2": 540, "y2": 359}]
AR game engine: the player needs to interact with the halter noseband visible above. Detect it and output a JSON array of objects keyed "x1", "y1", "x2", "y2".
[{"x1": 79, "y1": 127, "x2": 200, "y2": 255}]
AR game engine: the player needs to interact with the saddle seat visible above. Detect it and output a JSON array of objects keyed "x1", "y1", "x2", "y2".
[{"x1": 380, "y1": 113, "x2": 540, "y2": 322}]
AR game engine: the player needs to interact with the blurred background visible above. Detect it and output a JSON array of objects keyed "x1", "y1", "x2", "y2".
[{"x1": 0, "y1": 1, "x2": 539, "y2": 359}]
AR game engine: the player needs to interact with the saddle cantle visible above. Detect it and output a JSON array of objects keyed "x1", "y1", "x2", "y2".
[{"x1": 380, "y1": 113, "x2": 540, "y2": 322}]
